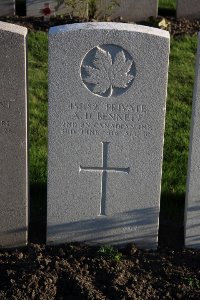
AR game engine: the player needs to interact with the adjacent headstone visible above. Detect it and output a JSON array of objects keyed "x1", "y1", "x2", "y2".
[
  {"x1": 185, "y1": 33, "x2": 200, "y2": 248},
  {"x1": 0, "y1": 22, "x2": 28, "y2": 247},
  {"x1": 177, "y1": 0, "x2": 200, "y2": 19},
  {"x1": 47, "y1": 23, "x2": 170, "y2": 249},
  {"x1": 96, "y1": 0, "x2": 158, "y2": 22},
  {"x1": 0, "y1": 0, "x2": 15, "y2": 16},
  {"x1": 26, "y1": 0, "x2": 87, "y2": 17}
]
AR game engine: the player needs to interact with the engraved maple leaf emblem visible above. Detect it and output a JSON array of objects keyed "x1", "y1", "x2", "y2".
[{"x1": 83, "y1": 46, "x2": 134, "y2": 97}]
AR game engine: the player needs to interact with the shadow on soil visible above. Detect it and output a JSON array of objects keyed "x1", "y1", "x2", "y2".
[{"x1": 29, "y1": 185, "x2": 185, "y2": 249}]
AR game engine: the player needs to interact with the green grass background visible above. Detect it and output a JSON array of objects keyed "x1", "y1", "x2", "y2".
[
  {"x1": 159, "y1": 0, "x2": 176, "y2": 10},
  {"x1": 28, "y1": 32, "x2": 197, "y2": 196},
  {"x1": 29, "y1": 32, "x2": 48, "y2": 185},
  {"x1": 28, "y1": 32, "x2": 197, "y2": 193},
  {"x1": 25, "y1": 0, "x2": 194, "y2": 244},
  {"x1": 28, "y1": 0, "x2": 197, "y2": 210}
]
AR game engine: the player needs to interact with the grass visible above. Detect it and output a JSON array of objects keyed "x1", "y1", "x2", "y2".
[
  {"x1": 162, "y1": 35, "x2": 197, "y2": 194},
  {"x1": 97, "y1": 245, "x2": 123, "y2": 262},
  {"x1": 159, "y1": 0, "x2": 176, "y2": 10},
  {"x1": 28, "y1": 32, "x2": 48, "y2": 184},
  {"x1": 28, "y1": 32, "x2": 198, "y2": 196}
]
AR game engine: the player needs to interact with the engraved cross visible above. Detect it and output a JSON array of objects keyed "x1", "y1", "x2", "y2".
[{"x1": 80, "y1": 142, "x2": 130, "y2": 216}]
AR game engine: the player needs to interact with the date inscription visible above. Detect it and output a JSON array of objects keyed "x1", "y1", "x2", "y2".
[{"x1": 62, "y1": 102, "x2": 152, "y2": 139}]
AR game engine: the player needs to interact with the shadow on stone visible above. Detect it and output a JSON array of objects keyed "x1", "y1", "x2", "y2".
[
  {"x1": 29, "y1": 187, "x2": 186, "y2": 249},
  {"x1": 47, "y1": 207, "x2": 160, "y2": 249}
]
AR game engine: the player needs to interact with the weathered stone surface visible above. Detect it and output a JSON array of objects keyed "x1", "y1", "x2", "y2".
[
  {"x1": 0, "y1": 0, "x2": 15, "y2": 16},
  {"x1": 177, "y1": 0, "x2": 200, "y2": 19},
  {"x1": 47, "y1": 23, "x2": 170, "y2": 249},
  {"x1": 185, "y1": 33, "x2": 200, "y2": 248},
  {"x1": 26, "y1": 0, "x2": 87, "y2": 17},
  {"x1": 96, "y1": 0, "x2": 158, "y2": 22},
  {"x1": 0, "y1": 22, "x2": 28, "y2": 247}
]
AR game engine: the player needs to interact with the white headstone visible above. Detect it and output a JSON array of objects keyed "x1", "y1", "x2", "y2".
[
  {"x1": 0, "y1": 0, "x2": 15, "y2": 16},
  {"x1": 47, "y1": 23, "x2": 170, "y2": 249},
  {"x1": 177, "y1": 0, "x2": 200, "y2": 19},
  {"x1": 185, "y1": 33, "x2": 200, "y2": 248},
  {"x1": 26, "y1": 0, "x2": 87, "y2": 17},
  {"x1": 96, "y1": 0, "x2": 158, "y2": 22},
  {"x1": 0, "y1": 22, "x2": 28, "y2": 248}
]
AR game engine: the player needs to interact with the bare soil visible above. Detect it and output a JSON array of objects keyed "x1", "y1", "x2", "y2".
[
  {"x1": 0, "y1": 15, "x2": 200, "y2": 36},
  {"x1": 0, "y1": 14, "x2": 199, "y2": 300},
  {"x1": 0, "y1": 243, "x2": 199, "y2": 300}
]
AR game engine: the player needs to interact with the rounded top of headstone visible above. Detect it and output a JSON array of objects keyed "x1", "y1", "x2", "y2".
[
  {"x1": 0, "y1": 21, "x2": 27, "y2": 36},
  {"x1": 49, "y1": 22, "x2": 169, "y2": 39}
]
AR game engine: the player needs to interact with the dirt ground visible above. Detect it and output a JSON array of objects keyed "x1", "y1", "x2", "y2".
[
  {"x1": 0, "y1": 243, "x2": 199, "y2": 300},
  {"x1": 0, "y1": 13, "x2": 200, "y2": 300},
  {"x1": 0, "y1": 14, "x2": 200, "y2": 36}
]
